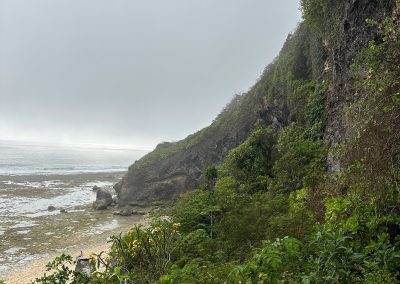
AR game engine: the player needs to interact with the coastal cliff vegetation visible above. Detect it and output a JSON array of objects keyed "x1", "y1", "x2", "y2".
[{"x1": 4, "y1": 0, "x2": 400, "y2": 283}]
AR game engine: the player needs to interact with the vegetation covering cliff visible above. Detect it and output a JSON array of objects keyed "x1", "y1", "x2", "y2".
[
  {"x1": 115, "y1": 0, "x2": 397, "y2": 207},
  {"x1": 114, "y1": 90, "x2": 262, "y2": 205},
  {"x1": 114, "y1": 16, "x2": 324, "y2": 206},
  {"x1": 20, "y1": 0, "x2": 400, "y2": 283}
]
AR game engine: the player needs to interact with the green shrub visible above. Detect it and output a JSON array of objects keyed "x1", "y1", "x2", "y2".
[
  {"x1": 220, "y1": 126, "x2": 276, "y2": 192},
  {"x1": 300, "y1": 0, "x2": 328, "y2": 30},
  {"x1": 31, "y1": 254, "x2": 90, "y2": 284},
  {"x1": 215, "y1": 193, "x2": 294, "y2": 259},
  {"x1": 166, "y1": 259, "x2": 233, "y2": 284},
  {"x1": 270, "y1": 123, "x2": 327, "y2": 193},
  {"x1": 228, "y1": 237, "x2": 304, "y2": 283},
  {"x1": 92, "y1": 221, "x2": 182, "y2": 283}
]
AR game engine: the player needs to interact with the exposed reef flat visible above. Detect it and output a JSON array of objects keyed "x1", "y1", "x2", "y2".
[
  {"x1": 3, "y1": 213, "x2": 147, "y2": 284},
  {"x1": 0, "y1": 171, "x2": 142, "y2": 281}
]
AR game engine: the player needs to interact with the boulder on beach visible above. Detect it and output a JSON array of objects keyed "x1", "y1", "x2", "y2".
[
  {"x1": 60, "y1": 209, "x2": 67, "y2": 213},
  {"x1": 48, "y1": 205, "x2": 56, "y2": 211},
  {"x1": 92, "y1": 185, "x2": 100, "y2": 191},
  {"x1": 114, "y1": 207, "x2": 147, "y2": 216},
  {"x1": 110, "y1": 196, "x2": 119, "y2": 207},
  {"x1": 112, "y1": 196, "x2": 119, "y2": 204},
  {"x1": 93, "y1": 188, "x2": 113, "y2": 210},
  {"x1": 113, "y1": 207, "x2": 133, "y2": 216}
]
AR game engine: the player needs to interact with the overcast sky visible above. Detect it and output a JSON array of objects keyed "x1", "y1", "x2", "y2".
[{"x1": 0, "y1": 0, "x2": 301, "y2": 149}]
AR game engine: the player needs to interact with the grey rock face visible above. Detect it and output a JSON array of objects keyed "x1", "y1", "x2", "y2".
[
  {"x1": 322, "y1": 0, "x2": 395, "y2": 171},
  {"x1": 93, "y1": 200, "x2": 108, "y2": 210},
  {"x1": 114, "y1": 92, "x2": 274, "y2": 206},
  {"x1": 92, "y1": 188, "x2": 113, "y2": 210},
  {"x1": 113, "y1": 207, "x2": 133, "y2": 216}
]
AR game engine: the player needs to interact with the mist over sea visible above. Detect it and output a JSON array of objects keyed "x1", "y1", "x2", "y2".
[
  {"x1": 0, "y1": 142, "x2": 147, "y2": 276},
  {"x1": 0, "y1": 141, "x2": 147, "y2": 175}
]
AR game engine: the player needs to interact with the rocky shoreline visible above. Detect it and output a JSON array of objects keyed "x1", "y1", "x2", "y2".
[
  {"x1": 0, "y1": 171, "x2": 151, "y2": 281},
  {"x1": 3, "y1": 213, "x2": 148, "y2": 284}
]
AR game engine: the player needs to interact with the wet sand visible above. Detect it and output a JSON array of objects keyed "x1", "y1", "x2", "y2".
[
  {"x1": 0, "y1": 171, "x2": 151, "y2": 283},
  {"x1": 3, "y1": 213, "x2": 147, "y2": 284}
]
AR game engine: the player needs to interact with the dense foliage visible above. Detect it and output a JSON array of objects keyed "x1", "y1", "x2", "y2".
[{"x1": 3, "y1": 1, "x2": 399, "y2": 284}]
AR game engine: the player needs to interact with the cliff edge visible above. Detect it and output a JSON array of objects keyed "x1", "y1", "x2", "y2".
[{"x1": 115, "y1": 0, "x2": 395, "y2": 206}]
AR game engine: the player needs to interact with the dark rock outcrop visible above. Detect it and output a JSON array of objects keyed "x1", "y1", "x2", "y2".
[
  {"x1": 47, "y1": 205, "x2": 56, "y2": 211},
  {"x1": 114, "y1": 207, "x2": 133, "y2": 216},
  {"x1": 113, "y1": 206, "x2": 147, "y2": 216},
  {"x1": 321, "y1": 0, "x2": 395, "y2": 171},
  {"x1": 114, "y1": 92, "x2": 270, "y2": 206},
  {"x1": 112, "y1": 196, "x2": 119, "y2": 204},
  {"x1": 93, "y1": 189, "x2": 113, "y2": 210}
]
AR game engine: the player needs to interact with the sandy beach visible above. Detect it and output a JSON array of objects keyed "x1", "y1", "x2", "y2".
[
  {"x1": 3, "y1": 213, "x2": 147, "y2": 284},
  {"x1": 0, "y1": 171, "x2": 151, "y2": 283}
]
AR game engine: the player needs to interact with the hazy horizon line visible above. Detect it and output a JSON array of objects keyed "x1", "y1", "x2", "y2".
[{"x1": 0, "y1": 138, "x2": 154, "y2": 152}]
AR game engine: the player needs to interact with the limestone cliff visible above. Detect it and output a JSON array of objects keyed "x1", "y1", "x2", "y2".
[
  {"x1": 115, "y1": 0, "x2": 396, "y2": 206},
  {"x1": 114, "y1": 92, "x2": 265, "y2": 206},
  {"x1": 320, "y1": 0, "x2": 395, "y2": 170}
]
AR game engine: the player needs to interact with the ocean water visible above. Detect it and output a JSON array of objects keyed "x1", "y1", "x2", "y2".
[
  {"x1": 0, "y1": 142, "x2": 148, "y2": 276},
  {"x1": 0, "y1": 142, "x2": 147, "y2": 175}
]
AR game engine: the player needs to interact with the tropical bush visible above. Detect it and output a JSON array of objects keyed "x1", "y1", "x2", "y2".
[
  {"x1": 26, "y1": 2, "x2": 400, "y2": 283},
  {"x1": 31, "y1": 254, "x2": 90, "y2": 284}
]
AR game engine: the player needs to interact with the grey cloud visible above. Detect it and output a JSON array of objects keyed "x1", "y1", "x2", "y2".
[{"x1": 0, "y1": 0, "x2": 301, "y2": 148}]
